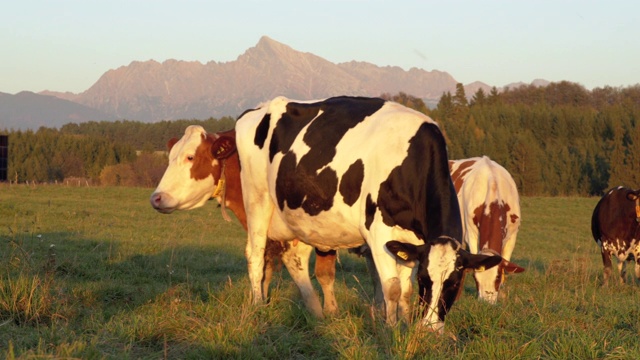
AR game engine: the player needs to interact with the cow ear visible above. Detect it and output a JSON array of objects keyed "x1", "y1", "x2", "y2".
[
  {"x1": 459, "y1": 249, "x2": 503, "y2": 271},
  {"x1": 386, "y1": 241, "x2": 424, "y2": 262},
  {"x1": 167, "y1": 138, "x2": 179, "y2": 151},
  {"x1": 212, "y1": 136, "x2": 236, "y2": 160},
  {"x1": 502, "y1": 259, "x2": 525, "y2": 273},
  {"x1": 627, "y1": 192, "x2": 639, "y2": 201}
]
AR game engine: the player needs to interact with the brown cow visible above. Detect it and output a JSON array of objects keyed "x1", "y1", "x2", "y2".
[
  {"x1": 449, "y1": 156, "x2": 525, "y2": 303},
  {"x1": 591, "y1": 186, "x2": 640, "y2": 285},
  {"x1": 150, "y1": 126, "x2": 337, "y2": 318}
]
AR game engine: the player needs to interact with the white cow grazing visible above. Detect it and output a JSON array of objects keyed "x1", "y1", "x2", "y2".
[{"x1": 449, "y1": 156, "x2": 525, "y2": 303}]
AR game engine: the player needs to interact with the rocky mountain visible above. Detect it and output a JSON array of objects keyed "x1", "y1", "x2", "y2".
[
  {"x1": 0, "y1": 91, "x2": 117, "y2": 130},
  {"x1": 3, "y1": 36, "x2": 548, "y2": 130},
  {"x1": 44, "y1": 36, "x2": 462, "y2": 122}
]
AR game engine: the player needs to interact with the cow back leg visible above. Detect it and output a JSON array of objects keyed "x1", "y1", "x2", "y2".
[
  {"x1": 315, "y1": 249, "x2": 338, "y2": 315},
  {"x1": 281, "y1": 241, "x2": 324, "y2": 319},
  {"x1": 635, "y1": 254, "x2": 640, "y2": 283},
  {"x1": 600, "y1": 246, "x2": 613, "y2": 286},
  {"x1": 617, "y1": 256, "x2": 627, "y2": 284},
  {"x1": 262, "y1": 239, "x2": 286, "y2": 300}
]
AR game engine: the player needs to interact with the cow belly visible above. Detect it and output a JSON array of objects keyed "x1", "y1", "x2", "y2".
[
  {"x1": 274, "y1": 208, "x2": 364, "y2": 251},
  {"x1": 602, "y1": 238, "x2": 640, "y2": 262}
]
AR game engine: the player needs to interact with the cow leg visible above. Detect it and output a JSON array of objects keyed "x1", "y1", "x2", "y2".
[
  {"x1": 600, "y1": 247, "x2": 613, "y2": 286},
  {"x1": 367, "y1": 228, "x2": 401, "y2": 325},
  {"x1": 349, "y1": 245, "x2": 384, "y2": 308},
  {"x1": 396, "y1": 261, "x2": 415, "y2": 322},
  {"x1": 315, "y1": 249, "x2": 338, "y2": 316},
  {"x1": 617, "y1": 256, "x2": 627, "y2": 284},
  {"x1": 263, "y1": 256, "x2": 274, "y2": 300},
  {"x1": 281, "y1": 241, "x2": 324, "y2": 319},
  {"x1": 635, "y1": 254, "x2": 640, "y2": 283},
  {"x1": 363, "y1": 250, "x2": 384, "y2": 308},
  {"x1": 246, "y1": 229, "x2": 269, "y2": 304},
  {"x1": 262, "y1": 239, "x2": 287, "y2": 300}
]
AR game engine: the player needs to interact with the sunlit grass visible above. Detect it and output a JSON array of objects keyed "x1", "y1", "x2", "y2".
[{"x1": 1, "y1": 184, "x2": 639, "y2": 358}]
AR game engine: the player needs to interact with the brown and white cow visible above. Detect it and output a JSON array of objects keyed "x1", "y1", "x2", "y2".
[
  {"x1": 591, "y1": 186, "x2": 640, "y2": 285},
  {"x1": 236, "y1": 96, "x2": 503, "y2": 330},
  {"x1": 150, "y1": 126, "x2": 338, "y2": 318},
  {"x1": 449, "y1": 156, "x2": 525, "y2": 303}
]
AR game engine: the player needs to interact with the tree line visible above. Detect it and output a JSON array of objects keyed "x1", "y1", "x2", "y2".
[
  {"x1": 2, "y1": 81, "x2": 639, "y2": 194},
  {"x1": 427, "y1": 81, "x2": 639, "y2": 196}
]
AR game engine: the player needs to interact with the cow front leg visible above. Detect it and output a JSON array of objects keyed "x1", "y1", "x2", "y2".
[
  {"x1": 281, "y1": 240, "x2": 324, "y2": 319},
  {"x1": 315, "y1": 249, "x2": 338, "y2": 316},
  {"x1": 396, "y1": 262, "x2": 415, "y2": 322},
  {"x1": 369, "y1": 243, "x2": 401, "y2": 325},
  {"x1": 246, "y1": 232, "x2": 268, "y2": 304}
]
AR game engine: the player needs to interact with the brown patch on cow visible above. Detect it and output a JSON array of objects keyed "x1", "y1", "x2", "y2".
[
  {"x1": 190, "y1": 134, "x2": 215, "y2": 181},
  {"x1": 167, "y1": 137, "x2": 179, "y2": 151},
  {"x1": 449, "y1": 160, "x2": 476, "y2": 193},
  {"x1": 315, "y1": 249, "x2": 337, "y2": 287},
  {"x1": 265, "y1": 239, "x2": 288, "y2": 273},
  {"x1": 510, "y1": 213, "x2": 519, "y2": 224},
  {"x1": 473, "y1": 201, "x2": 510, "y2": 254}
]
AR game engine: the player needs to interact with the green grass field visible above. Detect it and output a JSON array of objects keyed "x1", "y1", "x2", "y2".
[{"x1": 1, "y1": 184, "x2": 639, "y2": 359}]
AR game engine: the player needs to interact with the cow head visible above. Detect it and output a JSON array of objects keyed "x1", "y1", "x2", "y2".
[
  {"x1": 150, "y1": 125, "x2": 236, "y2": 214},
  {"x1": 386, "y1": 237, "x2": 503, "y2": 332},
  {"x1": 473, "y1": 248, "x2": 525, "y2": 304}
]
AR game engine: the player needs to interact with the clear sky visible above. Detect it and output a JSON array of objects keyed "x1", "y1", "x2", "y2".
[{"x1": 1, "y1": 0, "x2": 639, "y2": 95}]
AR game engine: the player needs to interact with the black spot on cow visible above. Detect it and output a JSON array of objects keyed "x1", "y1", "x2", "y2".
[
  {"x1": 276, "y1": 151, "x2": 338, "y2": 216},
  {"x1": 273, "y1": 96, "x2": 385, "y2": 216},
  {"x1": 377, "y1": 122, "x2": 461, "y2": 242},
  {"x1": 269, "y1": 104, "x2": 320, "y2": 161},
  {"x1": 254, "y1": 113, "x2": 271, "y2": 149},
  {"x1": 365, "y1": 194, "x2": 377, "y2": 230},
  {"x1": 340, "y1": 159, "x2": 364, "y2": 206}
]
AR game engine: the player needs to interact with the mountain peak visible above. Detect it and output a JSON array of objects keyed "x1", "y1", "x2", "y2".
[{"x1": 250, "y1": 35, "x2": 298, "y2": 58}]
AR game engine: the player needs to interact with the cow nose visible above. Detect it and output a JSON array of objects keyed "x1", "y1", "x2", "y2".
[{"x1": 150, "y1": 192, "x2": 163, "y2": 209}]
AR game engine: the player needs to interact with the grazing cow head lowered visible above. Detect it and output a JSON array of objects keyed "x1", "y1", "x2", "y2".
[
  {"x1": 448, "y1": 156, "x2": 525, "y2": 304},
  {"x1": 386, "y1": 237, "x2": 503, "y2": 330},
  {"x1": 150, "y1": 125, "x2": 236, "y2": 214}
]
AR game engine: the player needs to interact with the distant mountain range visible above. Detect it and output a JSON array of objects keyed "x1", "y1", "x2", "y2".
[{"x1": 1, "y1": 36, "x2": 549, "y2": 131}]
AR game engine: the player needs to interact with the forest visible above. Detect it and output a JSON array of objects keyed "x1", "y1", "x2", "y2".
[{"x1": 2, "y1": 81, "x2": 638, "y2": 195}]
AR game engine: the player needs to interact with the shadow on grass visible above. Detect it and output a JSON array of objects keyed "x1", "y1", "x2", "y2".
[{"x1": 1, "y1": 230, "x2": 341, "y2": 358}]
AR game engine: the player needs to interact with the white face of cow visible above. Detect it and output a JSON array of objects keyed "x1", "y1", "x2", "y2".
[
  {"x1": 150, "y1": 125, "x2": 216, "y2": 214},
  {"x1": 386, "y1": 237, "x2": 504, "y2": 332}
]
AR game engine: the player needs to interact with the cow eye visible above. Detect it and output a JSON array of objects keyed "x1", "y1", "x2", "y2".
[{"x1": 187, "y1": 155, "x2": 194, "y2": 161}]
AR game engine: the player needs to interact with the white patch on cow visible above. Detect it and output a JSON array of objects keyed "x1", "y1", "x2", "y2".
[
  {"x1": 151, "y1": 125, "x2": 215, "y2": 213},
  {"x1": 422, "y1": 242, "x2": 457, "y2": 332}
]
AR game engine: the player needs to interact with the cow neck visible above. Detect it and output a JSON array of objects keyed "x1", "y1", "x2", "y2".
[{"x1": 213, "y1": 159, "x2": 232, "y2": 222}]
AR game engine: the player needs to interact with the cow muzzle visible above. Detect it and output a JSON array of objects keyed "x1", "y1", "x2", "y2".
[{"x1": 150, "y1": 192, "x2": 176, "y2": 214}]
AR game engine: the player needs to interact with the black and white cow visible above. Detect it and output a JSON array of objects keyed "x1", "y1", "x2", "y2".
[
  {"x1": 235, "y1": 95, "x2": 503, "y2": 331},
  {"x1": 591, "y1": 186, "x2": 640, "y2": 285}
]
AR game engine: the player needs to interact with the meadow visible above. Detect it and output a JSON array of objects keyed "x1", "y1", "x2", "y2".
[{"x1": 1, "y1": 184, "x2": 639, "y2": 359}]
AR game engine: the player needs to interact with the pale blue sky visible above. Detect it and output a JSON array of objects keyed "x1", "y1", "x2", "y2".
[{"x1": 1, "y1": 0, "x2": 638, "y2": 95}]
